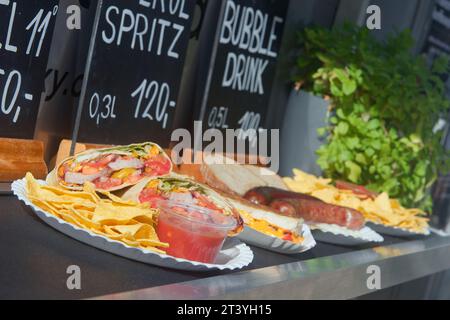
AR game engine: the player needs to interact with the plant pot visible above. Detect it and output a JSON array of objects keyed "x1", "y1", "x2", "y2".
[{"x1": 280, "y1": 89, "x2": 330, "y2": 177}]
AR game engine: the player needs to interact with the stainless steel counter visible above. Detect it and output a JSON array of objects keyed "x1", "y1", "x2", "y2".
[
  {"x1": 2, "y1": 194, "x2": 450, "y2": 300},
  {"x1": 93, "y1": 235, "x2": 450, "y2": 300}
]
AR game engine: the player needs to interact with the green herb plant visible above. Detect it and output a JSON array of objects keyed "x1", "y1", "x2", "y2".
[{"x1": 293, "y1": 24, "x2": 450, "y2": 211}]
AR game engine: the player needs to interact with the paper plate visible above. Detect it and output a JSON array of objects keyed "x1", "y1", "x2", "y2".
[
  {"x1": 12, "y1": 178, "x2": 254, "y2": 271},
  {"x1": 237, "y1": 223, "x2": 316, "y2": 254},
  {"x1": 309, "y1": 223, "x2": 384, "y2": 246},
  {"x1": 366, "y1": 222, "x2": 430, "y2": 238}
]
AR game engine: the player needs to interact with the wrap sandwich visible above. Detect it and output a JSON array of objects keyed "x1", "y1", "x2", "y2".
[
  {"x1": 121, "y1": 174, "x2": 244, "y2": 236},
  {"x1": 47, "y1": 142, "x2": 172, "y2": 191}
]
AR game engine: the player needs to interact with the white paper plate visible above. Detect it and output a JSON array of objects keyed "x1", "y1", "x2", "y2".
[
  {"x1": 309, "y1": 223, "x2": 384, "y2": 246},
  {"x1": 237, "y1": 224, "x2": 316, "y2": 254},
  {"x1": 366, "y1": 222, "x2": 430, "y2": 237},
  {"x1": 12, "y1": 178, "x2": 254, "y2": 271}
]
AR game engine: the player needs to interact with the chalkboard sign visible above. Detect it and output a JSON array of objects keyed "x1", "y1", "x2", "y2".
[
  {"x1": 197, "y1": 0, "x2": 289, "y2": 147},
  {"x1": 76, "y1": 0, "x2": 196, "y2": 146},
  {"x1": 0, "y1": 0, "x2": 59, "y2": 139}
]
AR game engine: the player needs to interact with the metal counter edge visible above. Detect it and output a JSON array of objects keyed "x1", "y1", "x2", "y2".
[{"x1": 89, "y1": 235, "x2": 450, "y2": 300}]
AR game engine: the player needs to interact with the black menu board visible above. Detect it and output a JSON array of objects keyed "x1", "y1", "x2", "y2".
[
  {"x1": 197, "y1": 0, "x2": 289, "y2": 147},
  {"x1": 76, "y1": 0, "x2": 195, "y2": 146},
  {"x1": 0, "y1": 0, "x2": 59, "y2": 139}
]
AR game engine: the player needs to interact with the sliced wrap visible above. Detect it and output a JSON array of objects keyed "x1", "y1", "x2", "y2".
[
  {"x1": 47, "y1": 142, "x2": 172, "y2": 191},
  {"x1": 122, "y1": 174, "x2": 244, "y2": 236}
]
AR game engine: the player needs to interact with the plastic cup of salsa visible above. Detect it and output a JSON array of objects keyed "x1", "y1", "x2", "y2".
[{"x1": 156, "y1": 200, "x2": 236, "y2": 264}]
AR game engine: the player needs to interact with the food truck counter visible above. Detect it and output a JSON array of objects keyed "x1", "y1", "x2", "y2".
[{"x1": 2, "y1": 195, "x2": 449, "y2": 300}]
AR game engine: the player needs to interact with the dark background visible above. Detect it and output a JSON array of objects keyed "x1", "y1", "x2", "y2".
[{"x1": 0, "y1": 0, "x2": 59, "y2": 138}]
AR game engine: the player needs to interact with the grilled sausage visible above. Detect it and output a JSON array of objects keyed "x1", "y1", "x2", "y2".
[
  {"x1": 270, "y1": 198, "x2": 365, "y2": 230},
  {"x1": 244, "y1": 189, "x2": 271, "y2": 205},
  {"x1": 244, "y1": 187, "x2": 322, "y2": 205}
]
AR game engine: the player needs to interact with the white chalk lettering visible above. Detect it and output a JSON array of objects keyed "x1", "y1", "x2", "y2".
[
  {"x1": 168, "y1": 23, "x2": 183, "y2": 58},
  {"x1": 222, "y1": 52, "x2": 268, "y2": 94},
  {"x1": 266, "y1": 16, "x2": 283, "y2": 57},
  {"x1": 218, "y1": 0, "x2": 283, "y2": 94},
  {"x1": 139, "y1": 0, "x2": 190, "y2": 19},
  {"x1": 117, "y1": 9, "x2": 135, "y2": 46},
  {"x1": 5, "y1": 1, "x2": 18, "y2": 53},
  {"x1": 25, "y1": 6, "x2": 58, "y2": 57},
  {"x1": 131, "y1": 13, "x2": 148, "y2": 50},
  {"x1": 100, "y1": 6, "x2": 186, "y2": 59},
  {"x1": 102, "y1": 6, "x2": 119, "y2": 44},
  {"x1": 219, "y1": 0, "x2": 282, "y2": 58},
  {"x1": 156, "y1": 18, "x2": 171, "y2": 56}
]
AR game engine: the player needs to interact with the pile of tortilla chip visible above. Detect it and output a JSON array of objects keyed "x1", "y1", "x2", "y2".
[
  {"x1": 284, "y1": 169, "x2": 429, "y2": 234},
  {"x1": 25, "y1": 173, "x2": 168, "y2": 253}
]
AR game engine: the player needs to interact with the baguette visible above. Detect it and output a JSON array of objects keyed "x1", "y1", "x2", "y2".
[
  {"x1": 244, "y1": 165, "x2": 288, "y2": 190},
  {"x1": 201, "y1": 154, "x2": 287, "y2": 195}
]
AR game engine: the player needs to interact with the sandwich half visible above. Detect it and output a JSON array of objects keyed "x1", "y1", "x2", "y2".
[{"x1": 215, "y1": 190, "x2": 304, "y2": 243}]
